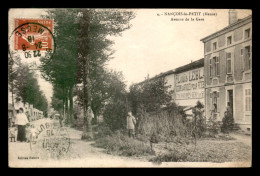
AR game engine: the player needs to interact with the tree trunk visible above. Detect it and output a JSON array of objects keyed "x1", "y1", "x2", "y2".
[
  {"x1": 69, "y1": 86, "x2": 74, "y2": 125},
  {"x1": 79, "y1": 10, "x2": 93, "y2": 140}
]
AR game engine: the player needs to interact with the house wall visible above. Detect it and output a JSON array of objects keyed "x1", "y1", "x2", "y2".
[
  {"x1": 203, "y1": 18, "x2": 252, "y2": 131},
  {"x1": 174, "y1": 67, "x2": 204, "y2": 107}
]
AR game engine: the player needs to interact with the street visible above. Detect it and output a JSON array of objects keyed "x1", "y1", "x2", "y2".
[{"x1": 8, "y1": 118, "x2": 250, "y2": 168}]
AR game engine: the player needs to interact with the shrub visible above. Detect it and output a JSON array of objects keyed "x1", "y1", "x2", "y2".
[
  {"x1": 103, "y1": 101, "x2": 128, "y2": 131},
  {"x1": 207, "y1": 113, "x2": 220, "y2": 137},
  {"x1": 192, "y1": 101, "x2": 206, "y2": 139},
  {"x1": 150, "y1": 146, "x2": 192, "y2": 162},
  {"x1": 94, "y1": 132, "x2": 155, "y2": 156},
  {"x1": 94, "y1": 122, "x2": 113, "y2": 139},
  {"x1": 137, "y1": 107, "x2": 189, "y2": 142},
  {"x1": 221, "y1": 109, "x2": 234, "y2": 133}
]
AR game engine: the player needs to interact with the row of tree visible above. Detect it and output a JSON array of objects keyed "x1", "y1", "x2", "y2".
[
  {"x1": 8, "y1": 55, "x2": 48, "y2": 116},
  {"x1": 40, "y1": 9, "x2": 135, "y2": 139}
]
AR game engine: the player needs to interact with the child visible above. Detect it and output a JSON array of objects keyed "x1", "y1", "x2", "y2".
[
  {"x1": 26, "y1": 125, "x2": 37, "y2": 143},
  {"x1": 9, "y1": 127, "x2": 17, "y2": 142}
]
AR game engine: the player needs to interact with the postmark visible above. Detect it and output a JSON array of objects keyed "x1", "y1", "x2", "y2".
[
  {"x1": 30, "y1": 121, "x2": 71, "y2": 159},
  {"x1": 8, "y1": 19, "x2": 56, "y2": 69}
]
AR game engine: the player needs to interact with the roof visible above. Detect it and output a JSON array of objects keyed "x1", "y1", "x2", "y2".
[
  {"x1": 174, "y1": 58, "x2": 204, "y2": 74},
  {"x1": 134, "y1": 58, "x2": 204, "y2": 86},
  {"x1": 201, "y1": 15, "x2": 252, "y2": 42}
]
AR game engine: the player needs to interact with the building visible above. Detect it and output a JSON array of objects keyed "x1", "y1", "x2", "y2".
[
  {"x1": 134, "y1": 58, "x2": 204, "y2": 115},
  {"x1": 174, "y1": 58, "x2": 204, "y2": 108},
  {"x1": 201, "y1": 10, "x2": 252, "y2": 132}
]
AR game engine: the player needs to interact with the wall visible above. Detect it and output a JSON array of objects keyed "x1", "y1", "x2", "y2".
[
  {"x1": 175, "y1": 67, "x2": 204, "y2": 107},
  {"x1": 203, "y1": 19, "x2": 252, "y2": 130}
]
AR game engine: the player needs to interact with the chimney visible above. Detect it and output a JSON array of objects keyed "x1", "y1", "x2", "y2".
[{"x1": 229, "y1": 9, "x2": 238, "y2": 25}]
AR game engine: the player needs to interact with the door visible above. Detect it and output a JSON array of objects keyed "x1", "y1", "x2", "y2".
[{"x1": 227, "y1": 89, "x2": 233, "y2": 115}]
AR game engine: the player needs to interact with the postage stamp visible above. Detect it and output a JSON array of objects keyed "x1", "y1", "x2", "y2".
[{"x1": 14, "y1": 19, "x2": 54, "y2": 51}]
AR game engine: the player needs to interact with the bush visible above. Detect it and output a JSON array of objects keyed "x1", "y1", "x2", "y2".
[
  {"x1": 150, "y1": 146, "x2": 192, "y2": 162},
  {"x1": 103, "y1": 101, "x2": 128, "y2": 131},
  {"x1": 94, "y1": 132, "x2": 155, "y2": 157},
  {"x1": 192, "y1": 101, "x2": 206, "y2": 139},
  {"x1": 94, "y1": 122, "x2": 113, "y2": 139},
  {"x1": 207, "y1": 113, "x2": 220, "y2": 137},
  {"x1": 221, "y1": 110, "x2": 234, "y2": 133},
  {"x1": 137, "y1": 107, "x2": 189, "y2": 142}
]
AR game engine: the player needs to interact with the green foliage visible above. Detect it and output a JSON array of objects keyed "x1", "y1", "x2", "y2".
[
  {"x1": 221, "y1": 109, "x2": 234, "y2": 133},
  {"x1": 41, "y1": 9, "x2": 135, "y2": 129},
  {"x1": 10, "y1": 61, "x2": 48, "y2": 114},
  {"x1": 99, "y1": 70, "x2": 129, "y2": 131},
  {"x1": 137, "y1": 107, "x2": 188, "y2": 142},
  {"x1": 129, "y1": 77, "x2": 174, "y2": 114},
  {"x1": 207, "y1": 112, "x2": 220, "y2": 137},
  {"x1": 150, "y1": 149, "x2": 191, "y2": 162},
  {"x1": 192, "y1": 101, "x2": 206, "y2": 138},
  {"x1": 103, "y1": 101, "x2": 128, "y2": 131},
  {"x1": 94, "y1": 131, "x2": 154, "y2": 157}
]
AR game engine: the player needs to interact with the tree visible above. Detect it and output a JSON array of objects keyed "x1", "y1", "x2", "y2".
[
  {"x1": 77, "y1": 9, "x2": 135, "y2": 139},
  {"x1": 41, "y1": 9, "x2": 135, "y2": 139},
  {"x1": 129, "y1": 77, "x2": 174, "y2": 114},
  {"x1": 102, "y1": 70, "x2": 128, "y2": 131},
  {"x1": 10, "y1": 61, "x2": 48, "y2": 114},
  {"x1": 41, "y1": 9, "x2": 79, "y2": 124}
]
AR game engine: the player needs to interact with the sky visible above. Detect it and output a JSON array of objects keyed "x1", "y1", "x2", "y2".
[
  {"x1": 8, "y1": 8, "x2": 252, "y2": 104},
  {"x1": 106, "y1": 9, "x2": 252, "y2": 88}
]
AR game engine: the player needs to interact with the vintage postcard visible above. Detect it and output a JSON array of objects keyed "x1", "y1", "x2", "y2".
[{"x1": 8, "y1": 8, "x2": 252, "y2": 168}]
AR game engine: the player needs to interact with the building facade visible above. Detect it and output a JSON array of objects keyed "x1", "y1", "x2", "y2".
[
  {"x1": 174, "y1": 58, "x2": 204, "y2": 108},
  {"x1": 201, "y1": 11, "x2": 252, "y2": 132},
  {"x1": 134, "y1": 58, "x2": 204, "y2": 115}
]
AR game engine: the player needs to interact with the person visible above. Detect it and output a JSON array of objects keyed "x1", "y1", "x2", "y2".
[
  {"x1": 27, "y1": 124, "x2": 37, "y2": 143},
  {"x1": 15, "y1": 108, "x2": 29, "y2": 142},
  {"x1": 126, "y1": 111, "x2": 136, "y2": 138},
  {"x1": 59, "y1": 115, "x2": 63, "y2": 127}
]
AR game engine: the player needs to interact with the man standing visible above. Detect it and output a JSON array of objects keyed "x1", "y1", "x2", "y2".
[
  {"x1": 15, "y1": 108, "x2": 29, "y2": 142},
  {"x1": 127, "y1": 111, "x2": 136, "y2": 138}
]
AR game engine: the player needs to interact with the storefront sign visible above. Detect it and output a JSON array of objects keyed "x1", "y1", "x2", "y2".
[{"x1": 175, "y1": 68, "x2": 204, "y2": 100}]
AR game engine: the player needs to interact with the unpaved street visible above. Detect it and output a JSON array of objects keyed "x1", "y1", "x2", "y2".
[{"x1": 8, "y1": 118, "x2": 250, "y2": 168}]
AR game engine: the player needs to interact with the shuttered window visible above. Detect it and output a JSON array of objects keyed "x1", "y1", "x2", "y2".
[
  {"x1": 226, "y1": 53, "x2": 232, "y2": 74},
  {"x1": 244, "y1": 46, "x2": 251, "y2": 71},
  {"x1": 209, "y1": 59, "x2": 213, "y2": 78},
  {"x1": 245, "y1": 89, "x2": 251, "y2": 112},
  {"x1": 214, "y1": 57, "x2": 220, "y2": 76}
]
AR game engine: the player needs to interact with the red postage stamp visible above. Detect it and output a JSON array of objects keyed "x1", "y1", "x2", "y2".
[{"x1": 14, "y1": 19, "x2": 54, "y2": 51}]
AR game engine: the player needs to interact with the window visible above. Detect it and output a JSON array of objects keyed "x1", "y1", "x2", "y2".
[
  {"x1": 211, "y1": 91, "x2": 219, "y2": 113},
  {"x1": 214, "y1": 57, "x2": 220, "y2": 76},
  {"x1": 226, "y1": 53, "x2": 232, "y2": 74},
  {"x1": 213, "y1": 42, "x2": 217, "y2": 51},
  {"x1": 245, "y1": 28, "x2": 250, "y2": 39},
  {"x1": 227, "y1": 36, "x2": 232, "y2": 45},
  {"x1": 245, "y1": 89, "x2": 251, "y2": 112},
  {"x1": 209, "y1": 59, "x2": 213, "y2": 78},
  {"x1": 244, "y1": 46, "x2": 251, "y2": 71}
]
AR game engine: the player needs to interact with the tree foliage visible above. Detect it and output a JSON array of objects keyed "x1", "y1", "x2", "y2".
[
  {"x1": 129, "y1": 77, "x2": 174, "y2": 114},
  {"x1": 8, "y1": 57, "x2": 48, "y2": 115}
]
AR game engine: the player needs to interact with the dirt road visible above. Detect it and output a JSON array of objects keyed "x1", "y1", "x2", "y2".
[{"x1": 8, "y1": 118, "x2": 250, "y2": 168}]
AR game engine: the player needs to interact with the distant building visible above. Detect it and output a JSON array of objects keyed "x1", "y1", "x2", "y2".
[
  {"x1": 201, "y1": 10, "x2": 252, "y2": 132},
  {"x1": 134, "y1": 58, "x2": 204, "y2": 115},
  {"x1": 174, "y1": 58, "x2": 204, "y2": 107}
]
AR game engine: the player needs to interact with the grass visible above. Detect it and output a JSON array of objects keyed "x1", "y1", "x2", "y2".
[
  {"x1": 150, "y1": 138, "x2": 251, "y2": 163},
  {"x1": 93, "y1": 131, "x2": 155, "y2": 157}
]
